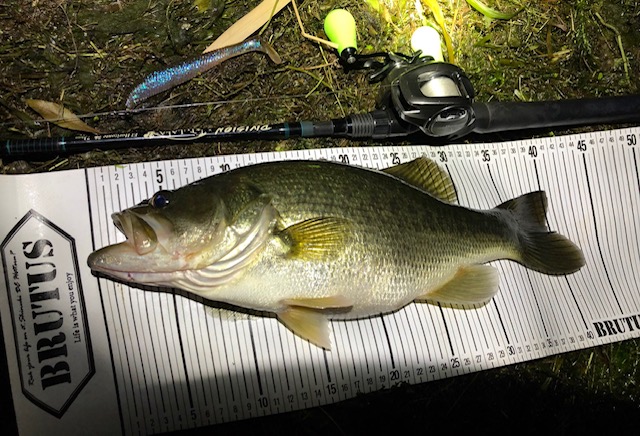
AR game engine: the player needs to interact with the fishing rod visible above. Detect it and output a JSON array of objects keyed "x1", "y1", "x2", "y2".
[
  {"x1": 0, "y1": 113, "x2": 405, "y2": 157},
  {"x1": 3, "y1": 10, "x2": 640, "y2": 158}
]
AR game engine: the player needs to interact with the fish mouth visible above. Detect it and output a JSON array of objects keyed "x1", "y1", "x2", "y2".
[
  {"x1": 87, "y1": 208, "x2": 174, "y2": 277},
  {"x1": 112, "y1": 210, "x2": 159, "y2": 255}
]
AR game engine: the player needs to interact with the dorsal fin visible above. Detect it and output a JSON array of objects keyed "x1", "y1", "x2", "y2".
[{"x1": 382, "y1": 157, "x2": 458, "y2": 203}]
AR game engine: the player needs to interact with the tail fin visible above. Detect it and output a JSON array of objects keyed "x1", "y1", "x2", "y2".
[
  {"x1": 497, "y1": 191, "x2": 585, "y2": 275},
  {"x1": 258, "y1": 37, "x2": 282, "y2": 64}
]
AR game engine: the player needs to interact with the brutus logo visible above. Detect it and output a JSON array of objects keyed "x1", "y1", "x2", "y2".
[
  {"x1": 593, "y1": 314, "x2": 640, "y2": 338},
  {"x1": 1, "y1": 210, "x2": 94, "y2": 418}
]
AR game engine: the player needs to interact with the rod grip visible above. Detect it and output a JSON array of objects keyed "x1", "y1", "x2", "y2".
[{"x1": 472, "y1": 95, "x2": 640, "y2": 134}]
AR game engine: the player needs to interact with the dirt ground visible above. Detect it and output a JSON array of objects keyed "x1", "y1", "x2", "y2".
[{"x1": 1, "y1": 0, "x2": 640, "y2": 433}]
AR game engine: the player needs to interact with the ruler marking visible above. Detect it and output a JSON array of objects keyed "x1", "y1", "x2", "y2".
[
  {"x1": 631, "y1": 147, "x2": 640, "y2": 303},
  {"x1": 599, "y1": 145, "x2": 631, "y2": 310},
  {"x1": 294, "y1": 339, "x2": 305, "y2": 390},
  {"x1": 564, "y1": 151, "x2": 605, "y2": 320},
  {"x1": 443, "y1": 163, "x2": 459, "y2": 201},
  {"x1": 343, "y1": 322, "x2": 358, "y2": 378},
  {"x1": 473, "y1": 306, "x2": 490, "y2": 351},
  {"x1": 541, "y1": 153, "x2": 589, "y2": 331},
  {"x1": 403, "y1": 310, "x2": 420, "y2": 365},
  {"x1": 515, "y1": 154, "x2": 553, "y2": 339},
  {"x1": 172, "y1": 293, "x2": 195, "y2": 409},
  {"x1": 217, "y1": 310, "x2": 236, "y2": 403},
  {"x1": 535, "y1": 151, "x2": 572, "y2": 333},
  {"x1": 141, "y1": 293, "x2": 164, "y2": 424},
  {"x1": 126, "y1": 182, "x2": 156, "y2": 424},
  {"x1": 87, "y1": 171, "x2": 127, "y2": 435},
  {"x1": 262, "y1": 320, "x2": 283, "y2": 413},
  {"x1": 492, "y1": 296, "x2": 514, "y2": 344},
  {"x1": 606, "y1": 143, "x2": 636, "y2": 310},
  {"x1": 157, "y1": 295, "x2": 181, "y2": 428},
  {"x1": 247, "y1": 323, "x2": 264, "y2": 396},
  {"x1": 380, "y1": 318, "x2": 396, "y2": 369},
  {"x1": 458, "y1": 157, "x2": 509, "y2": 347},
  {"x1": 392, "y1": 315, "x2": 409, "y2": 367},
  {"x1": 202, "y1": 307, "x2": 222, "y2": 405},
  {"x1": 356, "y1": 322, "x2": 370, "y2": 375},
  {"x1": 411, "y1": 307, "x2": 429, "y2": 378},
  {"x1": 322, "y1": 350, "x2": 332, "y2": 383},
  {"x1": 111, "y1": 179, "x2": 144, "y2": 427},
  {"x1": 486, "y1": 163, "x2": 503, "y2": 203},
  {"x1": 114, "y1": 284, "x2": 140, "y2": 419},
  {"x1": 263, "y1": 320, "x2": 279, "y2": 395},
  {"x1": 596, "y1": 146, "x2": 632, "y2": 310},
  {"x1": 497, "y1": 154, "x2": 531, "y2": 344},
  {"x1": 129, "y1": 290, "x2": 154, "y2": 416},
  {"x1": 189, "y1": 301, "x2": 208, "y2": 409},
  {"x1": 308, "y1": 343, "x2": 319, "y2": 386},
  {"x1": 449, "y1": 308, "x2": 466, "y2": 355},
  {"x1": 233, "y1": 319, "x2": 251, "y2": 400},
  {"x1": 331, "y1": 322, "x2": 346, "y2": 381},
  {"x1": 485, "y1": 161, "x2": 520, "y2": 344},
  {"x1": 446, "y1": 158, "x2": 497, "y2": 354},
  {"x1": 370, "y1": 318, "x2": 385, "y2": 373},
  {"x1": 437, "y1": 304, "x2": 455, "y2": 356},
  {"x1": 462, "y1": 310, "x2": 478, "y2": 352},
  {"x1": 634, "y1": 147, "x2": 640, "y2": 202},
  {"x1": 582, "y1": 155, "x2": 623, "y2": 313},
  {"x1": 82, "y1": 131, "x2": 640, "y2": 432},
  {"x1": 425, "y1": 283, "x2": 445, "y2": 362},
  {"x1": 275, "y1": 324, "x2": 291, "y2": 391},
  {"x1": 621, "y1": 145, "x2": 640, "y2": 308},
  {"x1": 583, "y1": 145, "x2": 624, "y2": 316},
  {"x1": 192, "y1": 301, "x2": 214, "y2": 423},
  {"x1": 610, "y1": 143, "x2": 639, "y2": 309}
]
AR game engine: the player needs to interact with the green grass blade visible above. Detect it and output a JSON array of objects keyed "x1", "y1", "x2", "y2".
[{"x1": 466, "y1": 0, "x2": 516, "y2": 20}]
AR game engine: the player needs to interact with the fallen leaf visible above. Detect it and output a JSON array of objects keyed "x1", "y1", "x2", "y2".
[
  {"x1": 26, "y1": 99, "x2": 101, "y2": 134},
  {"x1": 204, "y1": 0, "x2": 291, "y2": 53}
]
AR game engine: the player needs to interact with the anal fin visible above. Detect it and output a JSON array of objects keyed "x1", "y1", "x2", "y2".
[
  {"x1": 278, "y1": 307, "x2": 331, "y2": 349},
  {"x1": 417, "y1": 264, "x2": 499, "y2": 306}
]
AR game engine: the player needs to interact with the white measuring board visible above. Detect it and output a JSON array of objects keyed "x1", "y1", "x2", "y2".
[{"x1": 1, "y1": 127, "x2": 640, "y2": 435}]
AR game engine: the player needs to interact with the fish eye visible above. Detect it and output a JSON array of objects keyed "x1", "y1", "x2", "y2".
[{"x1": 150, "y1": 191, "x2": 170, "y2": 209}]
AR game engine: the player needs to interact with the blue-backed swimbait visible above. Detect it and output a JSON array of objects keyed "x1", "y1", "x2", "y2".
[{"x1": 125, "y1": 37, "x2": 282, "y2": 109}]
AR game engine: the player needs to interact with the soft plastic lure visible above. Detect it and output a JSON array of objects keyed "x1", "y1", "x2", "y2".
[{"x1": 125, "y1": 37, "x2": 282, "y2": 109}]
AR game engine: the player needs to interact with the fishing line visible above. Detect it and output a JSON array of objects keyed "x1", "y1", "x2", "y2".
[
  {"x1": 3, "y1": 9, "x2": 640, "y2": 158},
  {"x1": 0, "y1": 90, "x2": 355, "y2": 128}
]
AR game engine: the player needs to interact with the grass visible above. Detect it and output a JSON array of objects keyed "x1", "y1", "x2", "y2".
[{"x1": 1, "y1": 0, "x2": 639, "y2": 432}]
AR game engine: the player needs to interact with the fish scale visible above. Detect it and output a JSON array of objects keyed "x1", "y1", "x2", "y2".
[{"x1": 88, "y1": 158, "x2": 584, "y2": 348}]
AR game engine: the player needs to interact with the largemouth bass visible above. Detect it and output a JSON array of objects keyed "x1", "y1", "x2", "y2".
[{"x1": 88, "y1": 158, "x2": 585, "y2": 349}]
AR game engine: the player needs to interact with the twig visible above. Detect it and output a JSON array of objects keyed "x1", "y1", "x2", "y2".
[{"x1": 594, "y1": 12, "x2": 630, "y2": 85}]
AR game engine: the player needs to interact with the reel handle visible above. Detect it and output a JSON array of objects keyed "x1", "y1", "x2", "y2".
[{"x1": 323, "y1": 9, "x2": 357, "y2": 59}]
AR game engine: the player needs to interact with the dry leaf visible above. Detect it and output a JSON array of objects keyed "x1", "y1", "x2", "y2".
[
  {"x1": 26, "y1": 99, "x2": 101, "y2": 134},
  {"x1": 204, "y1": 0, "x2": 291, "y2": 53}
]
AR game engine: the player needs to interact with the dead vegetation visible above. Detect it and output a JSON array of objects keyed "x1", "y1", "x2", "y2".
[{"x1": 1, "y1": 0, "x2": 639, "y2": 430}]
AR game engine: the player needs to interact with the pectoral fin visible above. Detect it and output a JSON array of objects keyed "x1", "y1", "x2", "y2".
[
  {"x1": 280, "y1": 218, "x2": 351, "y2": 260},
  {"x1": 278, "y1": 307, "x2": 332, "y2": 349},
  {"x1": 416, "y1": 264, "x2": 499, "y2": 306}
]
